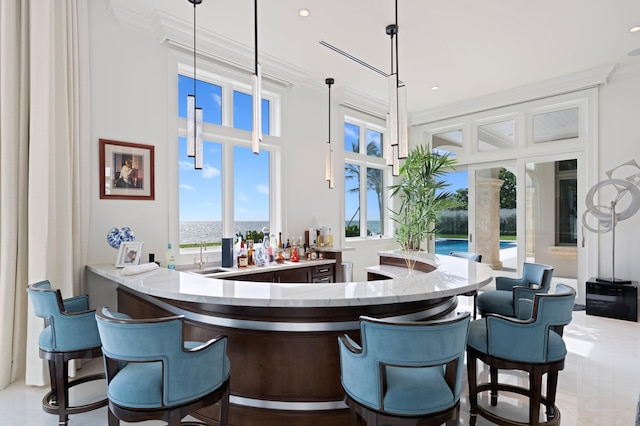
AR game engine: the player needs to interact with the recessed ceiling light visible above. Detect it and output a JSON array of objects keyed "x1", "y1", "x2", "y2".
[
  {"x1": 431, "y1": 86, "x2": 439, "y2": 90},
  {"x1": 299, "y1": 9, "x2": 310, "y2": 17},
  {"x1": 630, "y1": 26, "x2": 640, "y2": 33}
]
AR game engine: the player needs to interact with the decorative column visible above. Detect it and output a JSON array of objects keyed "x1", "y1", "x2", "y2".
[
  {"x1": 526, "y1": 187, "x2": 535, "y2": 257},
  {"x1": 476, "y1": 178, "x2": 503, "y2": 269}
]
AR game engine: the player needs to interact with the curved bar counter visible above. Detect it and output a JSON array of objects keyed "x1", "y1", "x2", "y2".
[{"x1": 87, "y1": 251, "x2": 493, "y2": 426}]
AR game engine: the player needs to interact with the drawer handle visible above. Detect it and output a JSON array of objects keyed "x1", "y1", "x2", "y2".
[
  {"x1": 316, "y1": 277, "x2": 330, "y2": 282},
  {"x1": 318, "y1": 268, "x2": 330, "y2": 273}
]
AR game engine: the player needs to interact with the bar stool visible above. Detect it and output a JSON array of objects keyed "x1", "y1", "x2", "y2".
[
  {"x1": 27, "y1": 280, "x2": 108, "y2": 425},
  {"x1": 467, "y1": 284, "x2": 575, "y2": 425},
  {"x1": 449, "y1": 251, "x2": 482, "y2": 319}
]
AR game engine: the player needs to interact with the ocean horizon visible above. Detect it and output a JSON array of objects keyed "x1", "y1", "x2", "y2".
[
  {"x1": 180, "y1": 221, "x2": 270, "y2": 245},
  {"x1": 180, "y1": 220, "x2": 383, "y2": 244}
]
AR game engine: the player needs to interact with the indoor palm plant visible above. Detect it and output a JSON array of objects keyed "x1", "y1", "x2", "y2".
[{"x1": 388, "y1": 145, "x2": 457, "y2": 274}]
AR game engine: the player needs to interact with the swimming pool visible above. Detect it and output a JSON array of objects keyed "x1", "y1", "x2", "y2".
[{"x1": 435, "y1": 239, "x2": 516, "y2": 255}]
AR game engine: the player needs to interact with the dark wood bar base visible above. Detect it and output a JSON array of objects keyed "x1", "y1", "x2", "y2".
[{"x1": 116, "y1": 287, "x2": 458, "y2": 426}]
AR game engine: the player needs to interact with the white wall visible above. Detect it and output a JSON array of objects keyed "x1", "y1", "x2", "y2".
[
  {"x1": 88, "y1": 0, "x2": 171, "y2": 265},
  {"x1": 597, "y1": 67, "x2": 640, "y2": 281}
]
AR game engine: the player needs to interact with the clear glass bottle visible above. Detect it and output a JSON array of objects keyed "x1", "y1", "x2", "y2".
[
  {"x1": 266, "y1": 233, "x2": 274, "y2": 264},
  {"x1": 165, "y1": 243, "x2": 176, "y2": 269}
]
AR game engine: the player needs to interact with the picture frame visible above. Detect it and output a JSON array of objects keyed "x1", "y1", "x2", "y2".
[
  {"x1": 100, "y1": 139, "x2": 155, "y2": 200},
  {"x1": 115, "y1": 242, "x2": 144, "y2": 268}
]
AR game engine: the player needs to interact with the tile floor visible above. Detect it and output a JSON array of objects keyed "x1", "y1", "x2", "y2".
[{"x1": 2, "y1": 287, "x2": 639, "y2": 426}]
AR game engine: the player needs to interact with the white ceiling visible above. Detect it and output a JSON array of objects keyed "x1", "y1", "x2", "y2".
[{"x1": 110, "y1": 0, "x2": 640, "y2": 115}]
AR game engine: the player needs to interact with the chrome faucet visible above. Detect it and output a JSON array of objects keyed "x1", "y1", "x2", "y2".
[{"x1": 194, "y1": 241, "x2": 208, "y2": 270}]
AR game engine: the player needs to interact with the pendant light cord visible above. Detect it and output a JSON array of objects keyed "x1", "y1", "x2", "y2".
[
  {"x1": 325, "y1": 78, "x2": 334, "y2": 144},
  {"x1": 193, "y1": 1, "x2": 197, "y2": 99},
  {"x1": 328, "y1": 81, "x2": 331, "y2": 143},
  {"x1": 254, "y1": 0, "x2": 258, "y2": 74},
  {"x1": 395, "y1": 0, "x2": 399, "y2": 85}
]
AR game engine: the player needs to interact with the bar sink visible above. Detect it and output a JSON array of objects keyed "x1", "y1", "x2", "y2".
[{"x1": 187, "y1": 267, "x2": 230, "y2": 275}]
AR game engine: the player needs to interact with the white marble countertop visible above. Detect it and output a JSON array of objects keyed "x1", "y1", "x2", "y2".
[{"x1": 86, "y1": 251, "x2": 493, "y2": 308}]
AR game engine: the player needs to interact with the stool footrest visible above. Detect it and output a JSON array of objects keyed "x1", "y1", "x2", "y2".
[
  {"x1": 474, "y1": 383, "x2": 561, "y2": 426},
  {"x1": 42, "y1": 373, "x2": 108, "y2": 416}
]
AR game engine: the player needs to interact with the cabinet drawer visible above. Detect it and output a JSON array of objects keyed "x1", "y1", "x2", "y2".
[
  {"x1": 312, "y1": 264, "x2": 334, "y2": 276},
  {"x1": 312, "y1": 275, "x2": 334, "y2": 284}
]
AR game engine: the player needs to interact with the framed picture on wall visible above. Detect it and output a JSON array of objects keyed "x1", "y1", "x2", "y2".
[
  {"x1": 115, "y1": 241, "x2": 144, "y2": 267},
  {"x1": 99, "y1": 139, "x2": 155, "y2": 200}
]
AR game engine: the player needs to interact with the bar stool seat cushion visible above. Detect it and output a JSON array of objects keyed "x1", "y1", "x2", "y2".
[
  {"x1": 467, "y1": 317, "x2": 567, "y2": 363},
  {"x1": 383, "y1": 366, "x2": 455, "y2": 415},
  {"x1": 107, "y1": 341, "x2": 219, "y2": 409}
]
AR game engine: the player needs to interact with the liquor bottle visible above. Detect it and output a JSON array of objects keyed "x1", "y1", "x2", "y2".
[
  {"x1": 237, "y1": 240, "x2": 248, "y2": 268},
  {"x1": 165, "y1": 243, "x2": 176, "y2": 269},
  {"x1": 266, "y1": 234, "x2": 274, "y2": 264},
  {"x1": 255, "y1": 240, "x2": 266, "y2": 267},
  {"x1": 327, "y1": 227, "x2": 334, "y2": 248},
  {"x1": 278, "y1": 232, "x2": 283, "y2": 251},
  {"x1": 247, "y1": 240, "x2": 254, "y2": 266},
  {"x1": 291, "y1": 247, "x2": 300, "y2": 262}
]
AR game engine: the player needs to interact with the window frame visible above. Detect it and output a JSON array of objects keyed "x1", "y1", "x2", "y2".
[
  {"x1": 343, "y1": 112, "x2": 391, "y2": 240},
  {"x1": 172, "y1": 60, "x2": 282, "y2": 256},
  {"x1": 555, "y1": 160, "x2": 578, "y2": 246}
]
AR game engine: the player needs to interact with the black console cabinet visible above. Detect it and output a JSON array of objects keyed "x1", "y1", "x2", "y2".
[{"x1": 586, "y1": 278, "x2": 638, "y2": 322}]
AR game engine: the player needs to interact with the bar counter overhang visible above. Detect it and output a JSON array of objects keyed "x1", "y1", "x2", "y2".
[{"x1": 87, "y1": 251, "x2": 493, "y2": 426}]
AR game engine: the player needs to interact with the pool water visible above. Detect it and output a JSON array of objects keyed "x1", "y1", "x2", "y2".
[{"x1": 435, "y1": 239, "x2": 516, "y2": 255}]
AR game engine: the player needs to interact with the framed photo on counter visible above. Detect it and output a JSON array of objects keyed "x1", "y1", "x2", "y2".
[
  {"x1": 100, "y1": 139, "x2": 155, "y2": 200},
  {"x1": 116, "y1": 242, "x2": 144, "y2": 267}
]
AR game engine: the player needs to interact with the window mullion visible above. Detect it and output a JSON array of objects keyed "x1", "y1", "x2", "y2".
[{"x1": 360, "y1": 166, "x2": 367, "y2": 238}]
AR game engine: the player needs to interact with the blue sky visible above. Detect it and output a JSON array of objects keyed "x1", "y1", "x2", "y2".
[{"x1": 178, "y1": 75, "x2": 270, "y2": 222}]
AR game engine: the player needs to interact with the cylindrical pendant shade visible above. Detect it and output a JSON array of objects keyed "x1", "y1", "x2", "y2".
[
  {"x1": 187, "y1": 95, "x2": 195, "y2": 157},
  {"x1": 251, "y1": 65, "x2": 262, "y2": 154},
  {"x1": 388, "y1": 74, "x2": 399, "y2": 147},
  {"x1": 325, "y1": 144, "x2": 332, "y2": 181},
  {"x1": 392, "y1": 145, "x2": 400, "y2": 177},
  {"x1": 328, "y1": 149, "x2": 334, "y2": 189},
  {"x1": 398, "y1": 85, "x2": 408, "y2": 158},
  {"x1": 195, "y1": 107, "x2": 203, "y2": 169},
  {"x1": 385, "y1": 113, "x2": 394, "y2": 166}
]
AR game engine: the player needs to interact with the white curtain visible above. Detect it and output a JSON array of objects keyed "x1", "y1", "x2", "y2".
[
  {"x1": 0, "y1": 0, "x2": 91, "y2": 389},
  {"x1": 0, "y1": 0, "x2": 30, "y2": 389}
]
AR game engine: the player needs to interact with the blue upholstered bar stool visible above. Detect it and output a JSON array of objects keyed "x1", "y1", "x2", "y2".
[
  {"x1": 26, "y1": 280, "x2": 108, "y2": 425},
  {"x1": 95, "y1": 307, "x2": 231, "y2": 426},
  {"x1": 338, "y1": 312, "x2": 471, "y2": 426},
  {"x1": 466, "y1": 284, "x2": 576, "y2": 426},
  {"x1": 449, "y1": 251, "x2": 482, "y2": 319},
  {"x1": 476, "y1": 262, "x2": 553, "y2": 318}
]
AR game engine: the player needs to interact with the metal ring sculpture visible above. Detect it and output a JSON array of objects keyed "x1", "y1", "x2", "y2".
[
  {"x1": 582, "y1": 179, "x2": 640, "y2": 233},
  {"x1": 582, "y1": 160, "x2": 640, "y2": 282}
]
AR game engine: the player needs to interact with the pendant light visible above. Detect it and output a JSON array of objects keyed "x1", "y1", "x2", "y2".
[
  {"x1": 186, "y1": 0, "x2": 203, "y2": 169},
  {"x1": 251, "y1": 0, "x2": 262, "y2": 154},
  {"x1": 325, "y1": 78, "x2": 335, "y2": 189},
  {"x1": 386, "y1": 0, "x2": 408, "y2": 175}
]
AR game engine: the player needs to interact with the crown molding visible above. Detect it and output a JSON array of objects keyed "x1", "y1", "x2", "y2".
[
  {"x1": 412, "y1": 63, "x2": 617, "y2": 125},
  {"x1": 110, "y1": 4, "x2": 310, "y2": 88},
  {"x1": 334, "y1": 86, "x2": 388, "y2": 120},
  {"x1": 607, "y1": 60, "x2": 640, "y2": 83}
]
